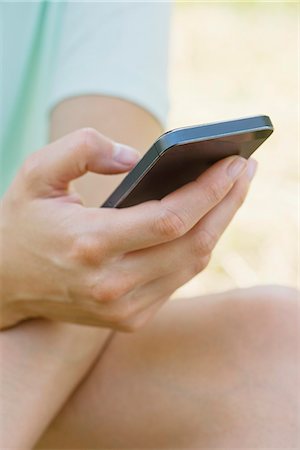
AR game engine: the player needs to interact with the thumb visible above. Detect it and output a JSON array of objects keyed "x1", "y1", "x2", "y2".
[{"x1": 24, "y1": 128, "x2": 140, "y2": 192}]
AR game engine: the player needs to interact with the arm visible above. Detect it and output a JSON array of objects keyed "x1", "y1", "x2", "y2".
[
  {"x1": 0, "y1": 320, "x2": 108, "y2": 449},
  {"x1": 50, "y1": 95, "x2": 162, "y2": 206},
  {"x1": 0, "y1": 98, "x2": 160, "y2": 448},
  {"x1": 0, "y1": 96, "x2": 254, "y2": 448},
  {"x1": 0, "y1": 4, "x2": 169, "y2": 446}
]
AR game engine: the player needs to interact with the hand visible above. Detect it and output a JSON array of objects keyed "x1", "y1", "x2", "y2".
[{"x1": 0, "y1": 128, "x2": 256, "y2": 331}]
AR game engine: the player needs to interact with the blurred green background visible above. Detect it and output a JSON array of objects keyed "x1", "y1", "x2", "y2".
[{"x1": 168, "y1": 1, "x2": 298, "y2": 298}]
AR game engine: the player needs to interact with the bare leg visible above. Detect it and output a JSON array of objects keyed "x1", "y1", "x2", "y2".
[{"x1": 37, "y1": 285, "x2": 299, "y2": 449}]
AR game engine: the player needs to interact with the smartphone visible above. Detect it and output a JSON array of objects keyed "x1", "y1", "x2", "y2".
[{"x1": 101, "y1": 115, "x2": 273, "y2": 208}]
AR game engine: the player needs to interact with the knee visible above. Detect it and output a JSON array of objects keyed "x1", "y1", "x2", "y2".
[
  {"x1": 225, "y1": 285, "x2": 299, "y2": 357},
  {"x1": 234, "y1": 284, "x2": 299, "y2": 322}
]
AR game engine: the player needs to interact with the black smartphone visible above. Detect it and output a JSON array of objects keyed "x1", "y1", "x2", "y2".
[{"x1": 101, "y1": 115, "x2": 273, "y2": 208}]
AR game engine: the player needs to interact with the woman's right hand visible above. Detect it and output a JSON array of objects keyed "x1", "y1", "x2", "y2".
[{"x1": 0, "y1": 128, "x2": 256, "y2": 331}]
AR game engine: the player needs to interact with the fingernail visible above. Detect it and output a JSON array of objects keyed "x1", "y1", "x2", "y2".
[
  {"x1": 247, "y1": 159, "x2": 258, "y2": 181},
  {"x1": 227, "y1": 156, "x2": 247, "y2": 180},
  {"x1": 113, "y1": 143, "x2": 140, "y2": 166}
]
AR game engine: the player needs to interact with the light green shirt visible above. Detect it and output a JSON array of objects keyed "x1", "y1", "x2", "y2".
[{"x1": 1, "y1": 1, "x2": 170, "y2": 196}]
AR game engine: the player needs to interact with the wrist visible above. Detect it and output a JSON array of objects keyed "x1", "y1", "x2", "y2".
[
  {"x1": 0, "y1": 201, "x2": 29, "y2": 329},
  {"x1": 0, "y1": 258, "x2": 30, "y2": 329}
]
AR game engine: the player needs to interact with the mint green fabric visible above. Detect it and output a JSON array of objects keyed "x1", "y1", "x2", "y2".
[{"x1": 1, "y1": 2, "x2": 170, "y2": 196}]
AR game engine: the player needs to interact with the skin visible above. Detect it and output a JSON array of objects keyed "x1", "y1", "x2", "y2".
[
  {"x1": 0, "y1": 319, "x2": 107, "y2": 448},
  {"x1": 1, "y1": 96, "x2": 298, "y2": 449},
  {"x1": 1, "y1": 96, "x2": 167, "y2": 449},
  {"x1": 0, "y1": 121, "x2": 255, "y2": 332},
  {"x1": 50, "y1": 95, "x2": 162, "y2": 206},
  {"x1": 37, "y1": 286, "x2": 299, "y2": 449}
]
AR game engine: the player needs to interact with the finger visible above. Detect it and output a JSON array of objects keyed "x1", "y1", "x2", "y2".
[
  {"x1": 117, "y1": 236, "x2": 210, "y2": 289},
  {"x1": 121, "y1": 159, "x2": 255, "y2": 330},
  {"x1": 103, "y1": 155, "x2": 248, "y2": 253},
  {"x1": 120, "y1": 296, "x2": 168, "y2": 332},
  {"x1": 23, "y1": 128, "x2": 140, "y2": 193},
  {"x1": 89, "y1": 263, "x2": 194, "y2": 329},
  {"x1": 120, "y1": 267, "x2": 195, "y2": 331},
  {"x1": 111, "y1": 159, "x2": 256, "y2": 286},
  {"x1": 67, "y1": 268, "x2": 190, "y2": 332},
  {"x1": 190, "y1": 158, "x2": 257, "y2": 252}
]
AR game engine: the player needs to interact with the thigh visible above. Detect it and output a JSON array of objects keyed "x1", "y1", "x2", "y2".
[{"x1": 37, "y1": 286, "x2": 299, "y2": 449}]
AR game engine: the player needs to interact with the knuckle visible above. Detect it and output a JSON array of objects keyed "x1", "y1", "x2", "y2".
[
  {"x1": 195, "y1": 228, "x2": 217, "y2": 255},
  {"x1": 204, "y1": 180, "x2": 226, "y2": 204},
  {"x1": 74, "y1": 128, "x2": 100, "y2": 161},
  {"x1": 70, "y1": 235, "x2": 102, "y2": 266},
  {"x1": 192, "y1": 254, "x2": 211, "y2": 275},
  {"x1": 76, "y1": 127, "x2": 99, "y2": 149},
  {"x1": 154, "y1": 206, "x2": 187, "y2": 240},
  {"x1": 234, "y1": 185, "x2": 248, "y2": 208},
  {"x1": 21, "y1": 153, "x2": 40, "y2": 184},
  {"x1": 91, "y1": 285, "x2": 118, "y2": 303},
  {"x1": 91, "y1": 278, "x2": 133, "y2": 303},
  {"x1": 202, "y1": 253, "x2": 211, "y2": 269}
]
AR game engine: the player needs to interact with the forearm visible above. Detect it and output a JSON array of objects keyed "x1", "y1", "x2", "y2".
[
  {"x1": 0, "y1": 319, "x2": 108, "y2": 448},
  {"x1": 0, "y1": 96, "x2": 161, "y2": 448}
]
